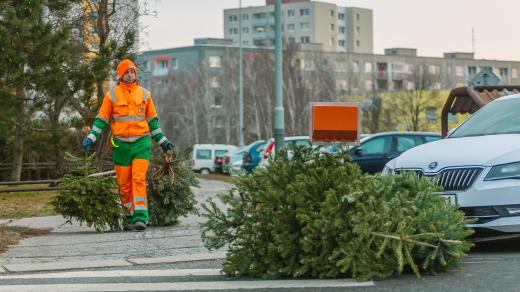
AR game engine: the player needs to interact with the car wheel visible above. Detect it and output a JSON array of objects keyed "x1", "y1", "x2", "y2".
[{"x1": 200, "y1": 168, "x2": 210, "y2": 175}]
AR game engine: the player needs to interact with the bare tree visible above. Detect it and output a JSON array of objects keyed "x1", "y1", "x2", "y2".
[{"x1": 385, "y1": 64, "x2": 439, "y2": 131}]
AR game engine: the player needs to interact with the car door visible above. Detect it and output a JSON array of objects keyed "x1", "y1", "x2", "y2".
[{"x1": 352, "y1": 135, "x2": 392, "y2": 174}]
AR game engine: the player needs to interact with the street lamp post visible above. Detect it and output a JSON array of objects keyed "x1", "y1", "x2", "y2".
[
  {"x1": 239, "y1": 0, "x2": 244, "y2": 147},
  {"x1": 274, "y1": 0, "x2": 285, "y2": 151}
]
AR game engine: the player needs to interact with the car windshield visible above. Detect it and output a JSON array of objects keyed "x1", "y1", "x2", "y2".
[{"x1": 449, "y1": 97, "x2": 520, "y2": 138}]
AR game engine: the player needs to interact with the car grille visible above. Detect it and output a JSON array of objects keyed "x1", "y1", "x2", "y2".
[{"x1": 394, "y1": 167, "x2": 483, "y2": 191}]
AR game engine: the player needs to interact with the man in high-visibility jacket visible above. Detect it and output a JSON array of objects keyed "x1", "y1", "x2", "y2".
[{"x1": 81, "y1": 59, "x2": 173, "y2": 231}]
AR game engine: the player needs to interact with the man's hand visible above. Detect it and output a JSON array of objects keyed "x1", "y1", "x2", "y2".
[
  {"x1": 160, "y1": 140, "x2": 173, "y2": 153},
  {"x1": 82, "y1": 137, "x2": 94, "y2": 152}
]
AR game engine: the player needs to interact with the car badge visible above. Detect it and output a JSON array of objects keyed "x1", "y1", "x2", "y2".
[
  {"x1": 428, "y1": 162, "x2": 438, "y2": 170},
  {"x1": 138, "y1": 108, "x2": 143, "y2": 113}
]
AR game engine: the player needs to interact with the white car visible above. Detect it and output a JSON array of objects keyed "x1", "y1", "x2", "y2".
[
  {"x1": 383, "y1": 93, "x2": 520, "y2": 234},
  {"x1": 191, "y1": 144, "x2": 237, "y2": 174}
]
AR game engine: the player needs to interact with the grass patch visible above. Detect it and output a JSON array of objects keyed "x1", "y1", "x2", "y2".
[
  {"x1": 0, "y1": 224, "x2": 52, "y2": 254},
  {"x1": 197, "y1": 173, "x2": 234, "y2": 184},
  {"x1": 0, "y1": 184, "x2": 58, "y2": 219}
]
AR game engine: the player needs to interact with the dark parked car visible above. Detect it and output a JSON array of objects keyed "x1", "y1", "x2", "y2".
[
  {"x1": 242, "y1": 140, "x2": 267, "y2": 173},
  {"x1": 350, "y1": 132, "x2": 441, "y2": 174}
]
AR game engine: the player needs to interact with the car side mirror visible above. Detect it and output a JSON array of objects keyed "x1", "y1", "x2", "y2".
[{"x1": 352, "y1": 146, "x2": 363, "y2": 156}]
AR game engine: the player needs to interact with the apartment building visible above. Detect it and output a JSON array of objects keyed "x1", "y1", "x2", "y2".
[
  {"x1": 223, "y1": 0, "x2": 373, "y2": 54},
  {"x1": 137, "y1": 39, "x2": 520, "y2": 146}
]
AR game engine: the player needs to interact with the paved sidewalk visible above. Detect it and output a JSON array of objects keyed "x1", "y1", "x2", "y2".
[{"x1": 0, "y1": 179, "x2": 232, "y2": 273}]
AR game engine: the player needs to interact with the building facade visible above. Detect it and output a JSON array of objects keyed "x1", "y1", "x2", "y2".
[
  {"x1": 138, "y1": 39, "x2": 520, "y2": 147},
  {"x1": 223, "y1": 0, "x2": 373, "y2": 54}
]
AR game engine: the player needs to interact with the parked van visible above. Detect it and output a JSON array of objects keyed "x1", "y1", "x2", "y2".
[{"x1": 192, "y1": 144, "x2": 237, "y2": 174}]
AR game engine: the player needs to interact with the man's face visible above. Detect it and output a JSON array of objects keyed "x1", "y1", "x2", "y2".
[{"x1": 122, "y1": 69, "x2": 136, "y2": 83}]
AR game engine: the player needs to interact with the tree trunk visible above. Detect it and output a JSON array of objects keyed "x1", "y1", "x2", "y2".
[{"x1": 11, "y1": 85, "x2": 25, "y2": 181}]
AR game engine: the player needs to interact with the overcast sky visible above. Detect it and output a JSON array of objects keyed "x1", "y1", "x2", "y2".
[{"x1": 140, "y1": 0, "x2": 520, "y2": 61}]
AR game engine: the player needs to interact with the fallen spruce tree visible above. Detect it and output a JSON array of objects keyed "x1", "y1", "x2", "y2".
[
  {"x1": 49, "y1": 153, "x2": 123, "y2": 232},
  {"x1": 147, "y1": 148, "x2": 199, "y2": 226},
  {"x1": 50, "y1": 149, "x2": 199, "y2": 232},
  {"x1": 201, "y1": 146, "x2": 474, "y2": 281}
]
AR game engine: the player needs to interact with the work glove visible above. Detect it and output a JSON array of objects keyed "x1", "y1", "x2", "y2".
[
  {"x1": 82, "y1": 137, "x2": 94, "y2": 152},
  {"x1": 160, "y1": 139, "x2": 173, "y2": 153}
]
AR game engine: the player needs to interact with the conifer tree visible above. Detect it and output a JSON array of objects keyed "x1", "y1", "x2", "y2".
[{"x1": 0, "y1": 0, "x2": 73, "y2": 180}]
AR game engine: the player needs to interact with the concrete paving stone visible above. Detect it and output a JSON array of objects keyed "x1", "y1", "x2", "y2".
[
  {"x1": 6, "y1": 216, "x2": 67, "y2": 230},
  {"x1": 3, "y1": 259, "x2": 132, "y2": 273},
  {"x1": 127, "y1": 251, "x2": 227, "y2": 265},
  {"x1": 0, "y1": 179, "x2": 232, "y2": 268},
  {"x1": 3, "y1": 233, "x2": 205, "y2": 258}
]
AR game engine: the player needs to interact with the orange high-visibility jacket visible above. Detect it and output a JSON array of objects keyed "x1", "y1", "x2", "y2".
[{"x1": 96, "y1": 83, "x2": 158, "y2": 142}]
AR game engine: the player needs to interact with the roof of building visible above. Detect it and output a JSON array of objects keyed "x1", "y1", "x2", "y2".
[{"x1": 441, "y1": 86, "x2": 520, "y2": 137}]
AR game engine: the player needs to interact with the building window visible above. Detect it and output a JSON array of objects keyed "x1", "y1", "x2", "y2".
[
  {"x1": 242, "y1": 14, "x2": 249, "y2": 21},
  {"x1": 302, "y1": 59, "x2": 315, "y2": 71},
  {"x1": 171, "y1": 58, "x2": 178, "y2": 70},
  {"x1": 300, "y1": 22, "x2": 310, "y2": 30},
  {"x1": 352, "y1": 61, "x2": 359, "y2": 72},
  {"x1": 300, "y1": 36, "x2": 310, "y2": 43},
  {"x1": 364, "y1": 62, "x2": 372, "y2": 73},
  {"x1": 500, "y1": 68, "x2": 508, "y2": 77},
  {"x1": 338, "y1": 40, "x2": 345, "y2": 47},
  {"x1": 364, "y1": 80, "x2": 373, "y2": 91},
  {"x1": 356, "y1": 40, "x2": 360, "y2": 47},
  {"x1": 287, "y1": 9, "x2": 295, "y2": 17},
  {"x1": 356, "y1": 13, "x2": 360, "y2": 20},
  {"x1": 335, "y1": 61, "x2": 347, "y2": 72},
  {"x1": 394, "y1": 80, "x2": 404, "y2": 90},
  {"x1": 214, "y1": 116, "x2": 225, "y2": 128},
  {"x1": 287, "y1": 23, "x2": 295, "y2": 32},
  {"x1": 356, "y1": 26, "x2": 360, "y2": 34},
  {"x1": 426, "y1": 107, "x2": 437, "y2": 124},
  {"x1": 300, "y1": 8, "x2": 310, "y2": 16},
  {"x1": 338, "y1": 26, "x2": 345, "y2": 34},
  {"x1": 243, "y1": 40, "x2": 250, "y2": 46},
  {"x1": 242, "y1": 27, "x2": 249, "y2": 34},
  {"x1": 428, "y1": 65, "x2": 439, "y2": 74},
  {"x1": 338, "y1": 13, "x2": 345, "y2": 20},
  {"x1": 330, "y1": 37, "x2": 335, "y2": 46},
  {"x1": 513, "y1": 68, "x2": 518, "y2": 78},
  {"x1": 288, "y1": 37, "x2": 295, "y2": 43},
  {"x1": 456, "y1": 66, "x2": 464, "y2": 77},
  {"x1": 330, "y1": 24, "x2": 335, "y2": 31},
  {"x1": 210, "y1": 76, "x2": 220, "y2": 88},
  {"x1": 213, "y1": 94, "x2": 223, "y2": 107},
  {"x1": 209, "y1": 56, "x2": 222, "y2": 68},
  {"x1": 228, "y1": 28, "x2": 238, "y2": 35},
  {"x1": 467, "y1": 66, "x2": 477, "y2": 76},
  {"x1": 330, "y1": 10, "x2": 335, "y2": 17},
  {"x1": 228, "y1": 15, "x2": 238, "y2": 22}
]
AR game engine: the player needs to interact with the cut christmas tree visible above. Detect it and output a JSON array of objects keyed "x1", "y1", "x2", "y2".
[{"x1": 201, "y1": 146, "x2": 474, "y2": 280}]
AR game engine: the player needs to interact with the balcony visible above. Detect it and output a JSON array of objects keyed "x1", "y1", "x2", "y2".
[
  {"x1": 252, "y1": 17, "x2": 275, "y2": 27},
  {"x1": 252, "y1": 31, "x2": 275, "y2": 39}
]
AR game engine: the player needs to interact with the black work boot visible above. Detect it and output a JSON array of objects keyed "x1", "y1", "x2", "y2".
[{"x1": 133, "y1": 221, "x2": 146, "y2": 231}]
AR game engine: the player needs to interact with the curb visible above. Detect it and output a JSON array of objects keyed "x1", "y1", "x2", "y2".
[
  {"x1": 0, "y1": 252, "x2": 226, "y2": 274},
  {"x1": 127, "y1": 252, "x2": 227, "y2": 265}
]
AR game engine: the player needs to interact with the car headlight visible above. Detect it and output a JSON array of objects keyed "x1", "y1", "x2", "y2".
[
  {"x1": 381, "y1": 165, "x2": 393, "y2": 176},
  {"x1": 485, "y1": 161, "x2": 520, "y2": 181}
]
